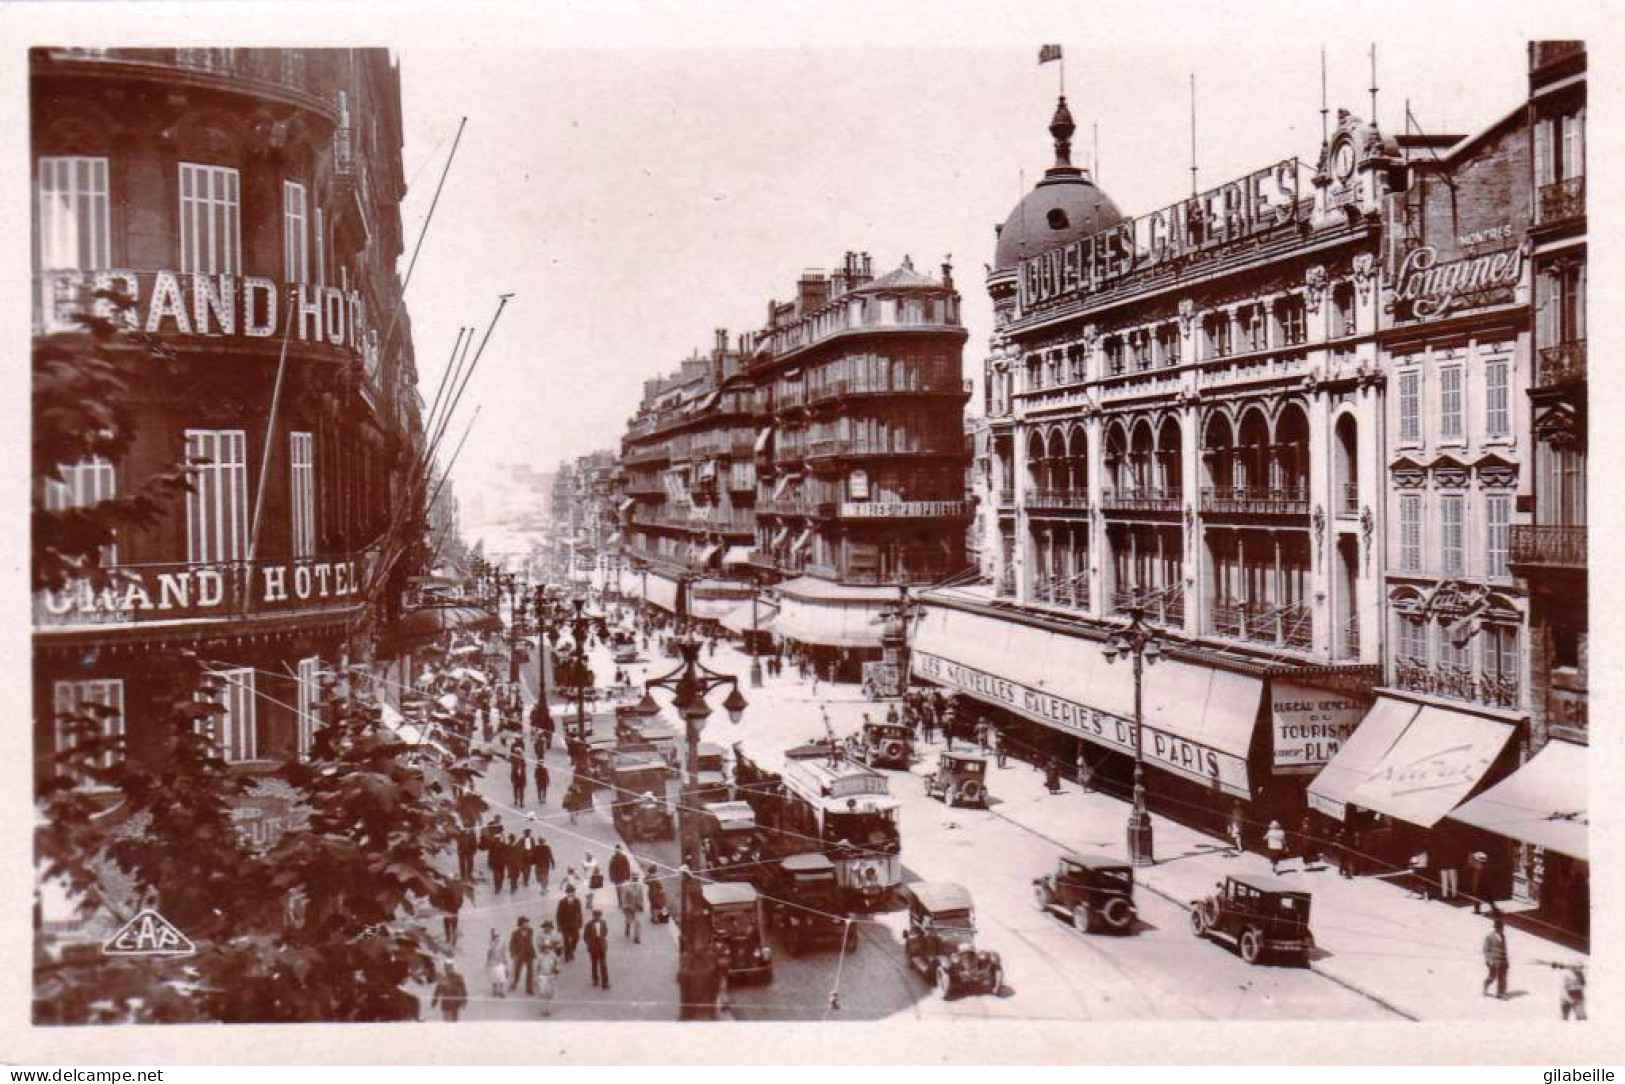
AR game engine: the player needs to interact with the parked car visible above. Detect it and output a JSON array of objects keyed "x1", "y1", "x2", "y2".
[
  {"x1": 608, "y1": 752, "x2": 672, "y2": 842},
  {"x1": 1190, "y1": 873, "x2": 1314, "y2": 966},
  {"x1": 852, "y1": 720, "x2": 914, "y2": 769},
  {"x1": 901, "y1": 881, "x2": 1002, "y2": 999},
  {"x1": 699, "y1": 882, "x2": 773, "y2": 984},
  {"x1": 923, "y1": 751, "x2": 989, "y2": 808},
  {"x1": 695, "y1": 742, "x2": 731, "y2": 804},
  {"x1": 702, "y1": 801, "x2": 767, "y2": 885},
  {"x1": 1032, "y1": 854, "x2": 1137, "y2": 933},
  {"x1": 763, "y1": 853, "x2": 852, "y2": 956}
]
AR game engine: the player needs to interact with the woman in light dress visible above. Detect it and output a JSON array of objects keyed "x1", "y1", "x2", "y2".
[
  {"x1": 535, "y1": 920, "x2": 562, "y2": 1017},
  {"x1": 485, "y1": 927, "x2": 508, "y2": 999}
]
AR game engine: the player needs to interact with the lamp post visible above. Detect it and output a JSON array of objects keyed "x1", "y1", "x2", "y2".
[
  {"x1": 747, "y1": 572, "x2": 763, "y2": 688},
  {"x1": 501, "y1": 573, "x2": 522, "y2": 686},
  {"x1": 530, "y1": 583, "x2": 553, "y2": 730},
  {"x1": 1102, "y1": 601, "x2": 1161, "y2": 866},
  {"x1": 641, "y1": 632, "x2": 748, "y2": 1020}
]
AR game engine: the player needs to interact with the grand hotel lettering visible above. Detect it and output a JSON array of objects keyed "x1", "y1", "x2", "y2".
[
  {"x1": 1019, "y1": 158, "x2": 1302, "y2": 310},
  {"x1": 912, "y1": 651, "x2": 1252, "y2": 797},
  {"x1": 39, "y1": 556, "x2": 369, "y2": 624},
  {"x1": 38, "y1": 268, "x2": 375, "y2": 354}
]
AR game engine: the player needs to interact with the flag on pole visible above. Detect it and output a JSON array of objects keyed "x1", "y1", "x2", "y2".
[{"x1": 1038, "y1": 44, "x2": 1063, "y2": 65}]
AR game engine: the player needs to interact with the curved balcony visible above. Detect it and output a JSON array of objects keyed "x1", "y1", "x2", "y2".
[
  {"x1": 807, "y1": 377, "x2": 972, "y2": 408},
  {"x1": 37, "y1": 49, "x2": 341, "y2": 124}
]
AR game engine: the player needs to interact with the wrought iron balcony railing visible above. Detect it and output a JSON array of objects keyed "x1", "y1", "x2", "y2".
[
  {"x1": 1200, "y1": 485, "x2": 1309, "y2": 516},
  {"x1": 1024, "y1": 488, "x2": 1092, "y2": 513},
  {"x1": 1101, "y1": 487, "x2": 1183, "y2": 513},
  {"x1": 1535, "y1": 340, "x2": 1587, "y2": 388},
  {"x1": 1509, "y1": 524, "x2": 1587, "y2": 569},
  {"x1": 1537, "y1": 176, "x2": 1586, "y2": 227},
  {"x1": 1394, "y1": 658, "x2": 1521, "y2": 710}
]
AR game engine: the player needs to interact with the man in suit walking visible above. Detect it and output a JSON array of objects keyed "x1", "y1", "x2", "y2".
[
  {"x1": 555, "y1": 883, "x2": 584, "y2": 963},
  {"x1": 455, "y1": 822, "x2": 477, "y2": 883},
  {"x1": 533, "y1": 835, "x2": 555, "y2": 894},
  {"x1": 514, "y1": 828, "x2": 538, "y2": 889},
  {"x1": 584, "y1": 908, "x2": 612, "y2": 989},
  {"x1": 508, "y1": 916, "x2": 536, "y2": 996}
]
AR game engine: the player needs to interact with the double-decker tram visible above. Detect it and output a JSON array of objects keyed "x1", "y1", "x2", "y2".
[{"x1": 777, "y1": 744, "x2": 902, "y2": 909}]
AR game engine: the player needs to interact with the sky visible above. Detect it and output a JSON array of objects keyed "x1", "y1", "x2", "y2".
[{"x1": 384, "y1": 3, "x2": 1551, "y2": 537}]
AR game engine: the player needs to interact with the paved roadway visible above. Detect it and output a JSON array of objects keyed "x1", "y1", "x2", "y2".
[{"x1": 574, "y1": 629, "x2": 1396, "y2": 1022}]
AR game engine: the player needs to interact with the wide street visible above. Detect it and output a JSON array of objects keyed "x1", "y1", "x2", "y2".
[{"x1": 472, "y1": 625, "x2": 1398, "y2": 1023}]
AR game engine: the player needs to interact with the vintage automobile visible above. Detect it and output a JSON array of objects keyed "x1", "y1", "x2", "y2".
[
  {"x1": 1190, "y1": 873, "x2": 1315, "y2": 966},
  {"x1": 695, "y1": 741, "x2": 731, "y2": 803},
  {"x1": 901, "y1": 881, "x2": 1002, "y2": 999},
  {"x1": 702, "y1": 800, "x2": 767, "y2": 884},
  {"x1": 699, "y1": 882, "x2": 773, "y2": 984},
  {"x1": 922, "y1": 751, "x2": 990, "y2": 808},
  {"x1": 1032, "y1": 854, "x2": 1137, "y2": 934},
  {"x1": 609, "y1": 752, "x2": 673, "y2": 842},
  {"x1": 852, "y1": 719, "x2": 914, "y2": 769},
  {"x1": 763, "y1": 853, "x2": 852, "y2": 956}
]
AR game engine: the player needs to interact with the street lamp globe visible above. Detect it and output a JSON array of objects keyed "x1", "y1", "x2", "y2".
[
  {"x1": 1143, "y1": 639, "x2": 1162, "y2": 664},
  {"x1": 721, "y1": 685, "x2": 748, "y2": 725}
]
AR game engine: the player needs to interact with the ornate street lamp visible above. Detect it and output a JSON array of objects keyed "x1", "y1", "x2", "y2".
[
  {"x1": 1102, "y1": 600, "x2": 1162, "y2": 867},
  {"x1": 642, "y1": 632, "x2": 748, "y2": 1019},
  {"x1": 530, "y1": 583, "x2": 553, "y2": 730},
  {"x1": 747, "y1": 571, "x2": 763, "y2": 689}
]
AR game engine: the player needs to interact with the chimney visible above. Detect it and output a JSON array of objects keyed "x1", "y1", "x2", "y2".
[
  {"x1": 798, "y1": 270, "x2": 830, "y2": 314},
  {"x1": 715, "y1": 328, "x2": 729, "y2": 354}
]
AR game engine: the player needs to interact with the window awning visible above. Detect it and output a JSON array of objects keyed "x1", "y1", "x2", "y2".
[
  {"x1": 772, "y1": 473, "x2": 794, "y2": 500},
  {"x1": 1307, "y1": 697, "x2": 1420, "y2": 820},
  {"x1": 1449, "y1": 739, "x2": 1588, "y2": 861},
  {"x1": 697, "y1": 543, "x2": 722, "y2": 568},
  {"x1": 771, "y1": 526, "x2": 790, "y2": 549},
  {"x1": 618, "y1": 497, "x2": 636, "y2": 513},
  {"x1": 790, "y1": 528, "x2": 813, "y2": 556},
  {"x1": 722, "y1": 546, "x2": 755, "y2": 567},
  {"x1": 642, "y1": 571, "x2": 680, "y2": 613},
  {"x1": 754, "y1": 427, "x2": 774, "y2": 454},
  {"x1": 1346, "y1": 704, "x2": 1516, "y2": 828},
  {"x1": 607, "y1": 531, "x2": 622, "y2": 544}
]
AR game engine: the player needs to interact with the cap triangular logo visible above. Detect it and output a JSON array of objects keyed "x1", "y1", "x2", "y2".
[{"x1": 101, "y1": 908, "x2": 195, "y2": 957}]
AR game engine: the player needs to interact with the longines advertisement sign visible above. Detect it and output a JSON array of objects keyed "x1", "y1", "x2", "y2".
[
  {"x1": 1019, "y1": 158, "x2": 1301, "y2": 310},
  {"x1": 911, "y1": 649, "x2": 1251, "y2": 797},
  {"x1": 1393, "y1": 243, "x2": 1525, "y2": 319}
]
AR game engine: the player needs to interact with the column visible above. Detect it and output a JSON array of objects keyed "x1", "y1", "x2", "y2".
[
  {"x1": 1085, "y1": 414, "x2": 1105, "y2": 617},
  {"x1": 1307, "y1": 387, "x2": 1333, "y2": 658}
]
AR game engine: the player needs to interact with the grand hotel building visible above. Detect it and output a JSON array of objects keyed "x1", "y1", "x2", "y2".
[
  {"x1": 922, "y1": 50, "x2": 1587, "y2": 932},
  {"x1": 31, "y1": 49, "x2": 425, "y2": 790}
]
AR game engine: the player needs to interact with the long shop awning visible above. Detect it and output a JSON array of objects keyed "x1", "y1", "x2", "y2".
[
  {"x1": 1306, "y1": 697, "x2": 1420, "y2": 819},
  {"x1": 722, "y1": 546, "x2": 755, "y2": 568},
  {"x1": 773, "y1": 595, "x2": 887, "y2": 649},
  {"x1": 908, "y1": 601, "x2": 1262, "y2": 798},
  {"x1": 1345, "y1": 704, "x2": 1517, "y2": 828},
  {"x1": 720, "y1": 600, "x2": 778, "y2": 635},
  {"x1": 643, "y1": 571, "x2": 681, "y2": 613},
  {"x1": 1449, "y1": 739, "x2": 1588, "y2": 861}
]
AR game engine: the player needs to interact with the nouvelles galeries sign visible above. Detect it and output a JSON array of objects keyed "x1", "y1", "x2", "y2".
[{"x1": 911, "y1": 650, "x2": 1253, "y2": 797}]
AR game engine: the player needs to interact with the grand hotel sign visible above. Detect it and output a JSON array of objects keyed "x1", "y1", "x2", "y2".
[
  {"x1": 35, "y1": 553, "x2": 377, "y2": 628},
  {"x1": 35, "y1": 268, "x2": 375, "y2": 355},
  {"x1": 1019, "y1": 159, "x2": 1302, "y2": 311}
]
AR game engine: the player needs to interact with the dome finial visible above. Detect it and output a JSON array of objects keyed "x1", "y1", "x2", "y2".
[{"x1": 1049, "y1": 95, "x2": 1076, "y2": 169}]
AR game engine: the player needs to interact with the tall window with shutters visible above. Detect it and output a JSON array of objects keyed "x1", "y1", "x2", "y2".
[
  {"x1": 1485, "y1": 493, "x2": 1512, "y2": 579},
  {"x1": 1440, "y1": 494, "x2": 1465, "y2": 575},
  {"x1": 44, "y1": 458, "x2": 118, "y2": 565},
  {"x1": 1438, "y1": 364, "x2": 1464, "y2": 442},
  {"x1": 283, "y1": 180, "x2": 309, "y2": 284},
  {"x1": 1398, "y1": 369, "x2": 1422, "y2": 445},
  {"x1": 185, "y1": 429, "x2": 249, "y2": 564},
  {"x1": 53, "y1": 678, "x2": 126, "y2": 779},
  {"x1": 37, "y1": 156, "x2": 111, "y2": 270},
  {"x1": 178, "y1": 163, "x2": 241, "y2": 276},
  {"x1": 205, "y1": 667, "x2": 256, "y2": 763},
  {"x1": 1484, "y1": 356, "x2": 1511, "y2": 439},
  {"x1": 295, "y1": 656, "x2": 321, "y2": 760},
  {"x1": 1398, "y1": 493, "x2": 1423, "y2": 572},
  {"x1": 290, "y1": 431, "x2": 315, "y2": 558}
]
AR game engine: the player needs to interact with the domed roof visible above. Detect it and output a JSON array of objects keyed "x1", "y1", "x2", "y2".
[{"x1": 992, "y1": 96, "x2": 1126, "y2": 272}]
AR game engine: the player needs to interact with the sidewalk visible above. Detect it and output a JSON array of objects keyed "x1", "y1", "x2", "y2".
[{"x1": 916, "y1": 732, "x2": 1580, "y2": 1022}]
